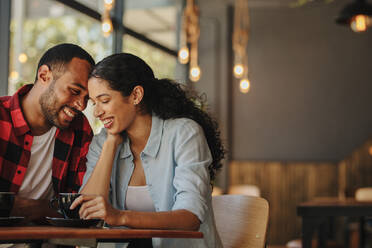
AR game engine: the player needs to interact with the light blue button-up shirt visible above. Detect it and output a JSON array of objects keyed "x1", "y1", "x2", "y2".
[{"x1": 82, "y1": 115, "x2": 222, "y2": 248}]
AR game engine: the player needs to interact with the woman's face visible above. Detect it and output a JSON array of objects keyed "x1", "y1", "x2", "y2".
[{"x1": 88, "y1": 77, "x2": 136, "y2": 134}]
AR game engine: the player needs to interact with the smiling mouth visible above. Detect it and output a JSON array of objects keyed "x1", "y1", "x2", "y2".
[
  {"x1": 102, "y1": 118, "x2": 113, "y2": 128},
  {"x1": 62, "y1": 106, "x2": 79, "y2": 121}
]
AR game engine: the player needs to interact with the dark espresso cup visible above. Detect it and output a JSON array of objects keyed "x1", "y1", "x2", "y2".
[
  {"x1": 50, "y1": 193, "x2": 81, "y2": 219},
  {"x1": 0, "y1": 192, "x2": 15, "y2": 217}
]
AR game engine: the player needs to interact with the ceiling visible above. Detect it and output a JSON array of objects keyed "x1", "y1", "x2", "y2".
[
  {"x1": 123, "y1": 6, "x2": 178, "y2": 49},
  {"x1": 21, "y1": 0, "x2": 342, "y2": 53}
]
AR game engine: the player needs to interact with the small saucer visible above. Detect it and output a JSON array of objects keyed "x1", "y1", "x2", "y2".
[
  {"x1": 45, "y1": 217, "x2": 101, "y2": 228},
  {"x1": 0, "y1": 216, "x2": 25, "y2": 226}
]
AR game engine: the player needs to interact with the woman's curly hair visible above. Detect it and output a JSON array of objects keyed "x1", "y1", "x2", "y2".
[{"x1": 90, "y1": 53, "x2": 225, "y2": 182}]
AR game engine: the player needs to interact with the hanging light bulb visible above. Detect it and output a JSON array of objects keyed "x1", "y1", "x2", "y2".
[
  {"x1": 189, "y1": 66, "x2": 201, "y2": 82},
  {"x1": 101, "y1": 17, "x2": 113, "y2": 37},
  {"x1": 101, "y1": 0, "x2": 115, "y2": 37},
  {"x1": 239, "y1": 78, "x2": 250, "y2": 94},
  {"x1": 179, "y1": 0, "x2": 201, "y2": 82},
  {"x1": 233, "y1": 0, "x2": 251, "y2": 93},
  {"x1": 233, "y1": 63, "x2": 244, "y2": 78},
  {"x1": 104, "y1": 0, "x2": 114, "y2": 10},
  {"x1": 336, "y1": 0, "x2": 372, "y2": 32},
  {"x1": 178, "y1": 46, "x2": 190, "y2": 64},
  {"x1": 350, "y1": 14, "x2": 370, "y2": 32}
]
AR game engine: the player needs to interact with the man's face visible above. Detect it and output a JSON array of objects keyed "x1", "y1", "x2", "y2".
[{"x1": 39, "y1": 57, "x2": 92, "y2": 129}]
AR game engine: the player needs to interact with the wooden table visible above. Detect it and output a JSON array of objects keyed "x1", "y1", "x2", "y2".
[
  {"x1": 297, "y1": 197, "x2": 372, "y2": 248},
  {"x1": 0, "y1": 226, "x2": 203, "y2": 247}
]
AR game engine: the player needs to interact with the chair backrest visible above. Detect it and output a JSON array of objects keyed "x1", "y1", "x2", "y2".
[
  {"x1": 228, "y1": 184, "x2": 261, "y2": 197},
  {"x1": 212, "y1": 186, "x2": 223, "y2": 196},
  {"x1": 355, "y1": 187, "x2": 372, "y2": 201},
  {"x1": 212, "y1": 195, "x2": 269, "y2": 248}
]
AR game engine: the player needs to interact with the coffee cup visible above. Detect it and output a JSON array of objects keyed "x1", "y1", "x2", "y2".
[
  {"x1": 0, "y1": 192, "x2": 15, "y2": 217},
  {"x1": 50, "y1": 193, "x2": 81, "y2": 219}
]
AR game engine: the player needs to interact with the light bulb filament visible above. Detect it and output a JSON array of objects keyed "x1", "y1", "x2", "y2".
[
  {"x1": 178, "y1": 47, "x2": 190, "y2": 64},
  {"x1": 240, "y1": 78, "x2": 250, "y2": 93},
  {"x1": 350, "y1": 14, "x2": 371, "y2": 32},
  {"x1": 234, "y1": 64, "x2": 244, "y2": 78},
  {"x1": 190, "y1": 66, "x2": 201, "y2": 82}
]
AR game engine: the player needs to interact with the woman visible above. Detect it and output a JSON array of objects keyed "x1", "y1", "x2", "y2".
[{"x1": 71, "y1": 53, "x2": 224, "y2": 248}]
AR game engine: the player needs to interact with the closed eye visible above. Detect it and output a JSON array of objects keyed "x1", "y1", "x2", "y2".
[{"x1": 70, "y1": 88, "x2": 80, "y2": 95}]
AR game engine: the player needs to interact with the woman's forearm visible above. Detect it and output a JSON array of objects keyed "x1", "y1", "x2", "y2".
[
  {"x1": 80, "y1": 139, "x2": 119, "y2": 198},
  {"x1": 118, "y1": 209, "x2": 200, "y2": 231}
]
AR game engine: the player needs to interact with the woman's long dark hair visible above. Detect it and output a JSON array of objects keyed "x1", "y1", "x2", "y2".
[{"x1": 90, "y1": 53, "x2": 225, "y2": 183}]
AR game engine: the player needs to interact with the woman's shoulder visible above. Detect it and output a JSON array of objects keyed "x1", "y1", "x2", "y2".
[{"x1": 163, "y1": 117, "x2": 203, "y2": 134}]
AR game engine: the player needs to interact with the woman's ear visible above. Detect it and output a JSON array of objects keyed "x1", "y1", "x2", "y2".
[
  {"x1": 131, "y1": 85, "x2": 144, "y2": 105},
  {"x1": 37, "y1": 65, "x2": 53, "y2": 85}
]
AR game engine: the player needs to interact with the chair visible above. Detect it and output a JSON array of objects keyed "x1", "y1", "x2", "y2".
[
  {"x1": 212, "y1": 186, "x2": 223, "y2": 196},
  {"x1": 212, "y1": 195, "x2": 269, "y2": 248},
  {"x1": 285, "y1": 239, "x2": 341, "y2": 248},
  {"x1": 353, "y1": 187, "x2": 372, "y2": 248},
  {"x1": 228, "y1": 184, "x2": 261, "y2": 197},
  {"x1": 355, "y1": 187, "x2": 372, "y2": 201}
]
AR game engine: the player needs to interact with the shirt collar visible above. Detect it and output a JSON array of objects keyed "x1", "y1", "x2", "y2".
[
  {"x1": 143, "y1": 114, "x2": 164, "y2": 158},
  {"x1": 10, "y1": 84, "x2": 33, "y2": 136},
  {"x1": 120, "y1": 133, "x2": 131, "y2": 158},
  {"x1": 119, "y1": 114, "x2": 164, "y2": 159}
]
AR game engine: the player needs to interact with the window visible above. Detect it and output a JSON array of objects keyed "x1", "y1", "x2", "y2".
[
  {"x1": 9, "y1": 0, "x2": 110, "y2": 95},
  {"x1": 122, "y1": 3, "x2": 178, "y2": 79},
  {"x1": 123, "y1": 35, "x2": 176, "y2": 79}
]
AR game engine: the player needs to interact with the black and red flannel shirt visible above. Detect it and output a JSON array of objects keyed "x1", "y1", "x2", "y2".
[{"x1": 0, "y1": 84, "x2": 93, "y2": 194}]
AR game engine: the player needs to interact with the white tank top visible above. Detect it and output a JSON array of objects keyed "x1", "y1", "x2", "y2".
[
  {"x1": 125, "y1": 185, "x2": 156, "y2": 212},
  {"x1": 18, "y1": 127, "x2": 57, "y2": 199}
]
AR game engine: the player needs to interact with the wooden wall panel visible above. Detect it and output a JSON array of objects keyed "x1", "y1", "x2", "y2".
[
  {"x1": 229, "y1": 161, "x2": 338, "y2": 245},
  {"x1": 340, "y1": 139, "x2": 372, "y2": 197},
  {"x1": 227, "y1": 139, "x2": 372, "y2": 245}
]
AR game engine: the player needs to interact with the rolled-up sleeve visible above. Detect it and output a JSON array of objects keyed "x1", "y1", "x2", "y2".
[{"x1": 172, "y1": 120, "x2": 212, "y2": 223}]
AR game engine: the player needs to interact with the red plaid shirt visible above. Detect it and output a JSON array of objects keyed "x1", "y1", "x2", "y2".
[{"x1": 0, "y1": 84, "x2": 93, "y2": 194}]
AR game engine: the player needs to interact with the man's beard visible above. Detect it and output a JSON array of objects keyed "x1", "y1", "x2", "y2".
[{"x1": 39, "y1": 81, "x2": 67, "y2": 130}]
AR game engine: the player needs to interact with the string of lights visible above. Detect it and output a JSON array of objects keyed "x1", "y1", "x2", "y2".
[
  {"x1": 101, "y1": 0, "x2": 114, "y2": 37},
  {"x1": 233, "y1": 0, "x2": 250, "y2": 93},
  {"x1": 178, "y1": 0, "x2": 201, "y2": 82}
]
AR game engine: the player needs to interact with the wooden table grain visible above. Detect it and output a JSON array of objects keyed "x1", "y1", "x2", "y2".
[{"x1": 0, "y1": 226, "x2": 203, "y2": 246}]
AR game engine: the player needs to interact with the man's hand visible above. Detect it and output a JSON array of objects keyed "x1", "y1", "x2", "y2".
[{"x1": 10, "y1": 196, "x2": 62, "y2": 223}]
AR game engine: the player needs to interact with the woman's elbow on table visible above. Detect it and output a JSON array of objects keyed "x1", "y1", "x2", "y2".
[{"x1": 183, "y1": 210, "x2": 201, "y2": 231}]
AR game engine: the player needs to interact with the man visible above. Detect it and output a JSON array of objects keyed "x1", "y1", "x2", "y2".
[{"x1": 0, "y1": 43, "x2": 94, "y2": 221}]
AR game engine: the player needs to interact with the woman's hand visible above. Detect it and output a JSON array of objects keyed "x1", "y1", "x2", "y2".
[
  {"x1": 70, "y1": 195, "x2": 125, "y2": 226},
  {"x1": 105, "y1": 132, "x2": 123, "y2": 148}
]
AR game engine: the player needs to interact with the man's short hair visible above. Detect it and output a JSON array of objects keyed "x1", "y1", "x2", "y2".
[{"x1": 34, "y1": 43, "x2": 95, "y2": 82}]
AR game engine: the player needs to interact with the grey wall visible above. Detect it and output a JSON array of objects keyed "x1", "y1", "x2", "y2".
[
  {"x1": 0, "y1": 0, "x2": 10, "y2": 96},
  {"x1": 197, "y1": 0, "x2": 372, "y2": 162}
]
